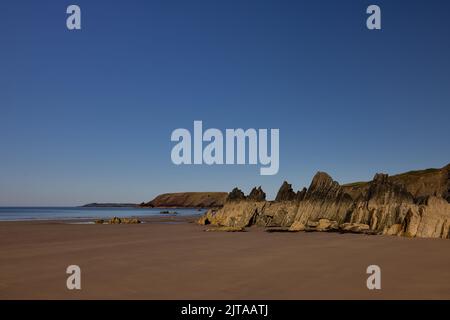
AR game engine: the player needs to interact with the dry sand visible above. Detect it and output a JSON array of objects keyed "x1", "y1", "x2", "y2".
[{"x1": 1, "y1": 217, "x2": 450, "y2": 299}]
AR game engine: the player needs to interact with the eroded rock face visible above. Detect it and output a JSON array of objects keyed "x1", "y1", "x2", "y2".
[
  {"x1": 343, "y1": 163, "x2": 450, "y2": 202},
  {"x1": 198, "y1": 166, "x2": 450, "y2": 239},
  {"x1": 200, "y1": 201, "x2": 266, "y2": 228},
  {"x1": 254, "y1": 201, "x2": 300, "y2": 227},
  {"x1": 349, "y1": 173, "x2": 415, "y2": 233},
  {"x1": 290, "y1": 172, "x2": 355, "y2": 226},
  {"x1": 306, "y1": 172, "x2": 341, "y2": 199},
  {"x1": 402, "y1": 197, "x2": 450, "y2": 238}
]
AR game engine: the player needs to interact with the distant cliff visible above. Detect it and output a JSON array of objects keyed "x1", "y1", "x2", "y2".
[
  {"x1": 81, "y1": 203, "x2": 138, "y2": 208},
  {"x1": 198, "y1": 163, "x2": 450, "y2": 239},
  {"x1": 140, "y1": 192, "x2": 227, "y2": 208}
]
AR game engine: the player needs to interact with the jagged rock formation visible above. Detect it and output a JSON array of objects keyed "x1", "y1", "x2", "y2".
[
  {"x1": 200, "y1": 200, "x2": 266, "y2": 227},
  {"x1": 291, "y1": 172, "x2": 355, "y2": 227},
  {"x1": 349, "y1": 173, "x2": 415, "y2": 233},
  {"x1": 275, "y1": 181, "x2": 297, "y2": 201},
  {"x1": 248, "y1": 186, "x2": 266, "y2": 201},
  {"x1": 198, "y1": 164, "x2": 450, "y2": 239},
  {"x1": 226, "y1": 188, "x2": 246, "y2": 202}
]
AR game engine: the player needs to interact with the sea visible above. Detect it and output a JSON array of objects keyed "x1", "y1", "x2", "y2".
[{"x1": 0, "y1": 207, "x2": 205, "y2": 221}]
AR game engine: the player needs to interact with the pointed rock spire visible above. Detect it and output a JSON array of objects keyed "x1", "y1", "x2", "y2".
[
  {"x1": 275, "y1": 181, "x2": 296, "y2": 202},
  {"x1": 226, "y1": 187, "x2": 246, "y2": 202},
  {"x1": 248, "y1": 186, "x2": 266, "y2": 201}
]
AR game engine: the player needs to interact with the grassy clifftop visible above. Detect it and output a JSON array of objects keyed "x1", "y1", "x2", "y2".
[
  {"x1": 141, "y1": 192, "x2": 228, "y2": 208},
  {"x1": 343, "y1": 163, "x2": 450, "y2": 201}
]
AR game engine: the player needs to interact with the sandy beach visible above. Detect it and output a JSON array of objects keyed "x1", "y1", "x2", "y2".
[{"x1": 1, "y1": 217, "x2": 450, "y2": 300}]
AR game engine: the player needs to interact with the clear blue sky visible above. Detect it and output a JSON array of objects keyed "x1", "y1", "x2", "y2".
[{"x1": 1, "y1": 0, "x2": 449, "y2": 206}]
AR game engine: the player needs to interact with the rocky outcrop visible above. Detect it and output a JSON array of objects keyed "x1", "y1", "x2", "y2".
[
  {"x1": 254, "y1": 201, "x2": 300, "y2": 227},
  {"x1": 96, "y1": 217, "x2": 141, "y2": 224},
  {"x1": 275, "y1": 181, "x2": 297, "y2": 201},
  {"x1": 397, "y1": 196, "x2": 450, "y2": 238},
  {"x1": 247, "y1": 186, "x2": 266, "y2": 201},
  {"x1": 141, "y1": 192, "x2": 227, "y2": 208},
  {"x1": 200, "y1": 200, "x2": 266, "y2": 227},
  {"x1": 349, "y1": 173, "x2": 415, "y2": 233},
  {"x1": 343, "y1": 163, "x2": 450, "y2": 202},
  {"x1": 226, "y1": 188, "x2": 246, "y2": 202},
  {"x1": 198, "y1": 164, "x2": 450, "y2": 239},
  {"x1": 291, "y1": 172, "x2": 355, "y2": 226}
]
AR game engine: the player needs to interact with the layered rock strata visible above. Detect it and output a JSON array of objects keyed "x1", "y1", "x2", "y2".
[{"x1": 198, "y1": 164, "x2": 450, "y2": 239}]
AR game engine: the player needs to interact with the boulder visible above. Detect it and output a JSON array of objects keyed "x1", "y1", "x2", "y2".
[
  {"x1": 288, "y1": 221, "x2": 306, "y2": 232},
  {"x1": 107, "y1": 217, "x2": 141, "y2": 224},
  {"x1": 109, "y1": 217, "x2": 122, "y2": 224},
  {"x1": 316, "y1": 218, "x2": 339, "y2": 231},
  {"x1": 122, "y1": 218, "x2": 141, "y2": 224},
  {"x1": 306, "y1": 220, "x2": 319, "y2": 228},
  {"x1": 339, "y1": 223, "x2": 370, "y2": 233}
]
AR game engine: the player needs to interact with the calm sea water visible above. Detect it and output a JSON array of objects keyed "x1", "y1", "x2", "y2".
[{"x1": 0, "y1": 207, "x2": 205, "y2": 221}]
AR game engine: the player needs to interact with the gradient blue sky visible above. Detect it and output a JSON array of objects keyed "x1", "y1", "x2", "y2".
[{"x1": 1, "y1": 0, "x2": 449, "y2": 206}]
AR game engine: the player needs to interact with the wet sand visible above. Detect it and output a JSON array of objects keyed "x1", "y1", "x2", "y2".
[{"x1": 1, "y1": 217, "x2": 450, "y2": 299}]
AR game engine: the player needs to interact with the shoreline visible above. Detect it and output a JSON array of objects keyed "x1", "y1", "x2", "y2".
[
  {"x1": 0, "y1": 206, "x2": 207, "y2": 223},
  {"x1": 0, "y1": 214, "x2": 202, "y2": 224}
]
